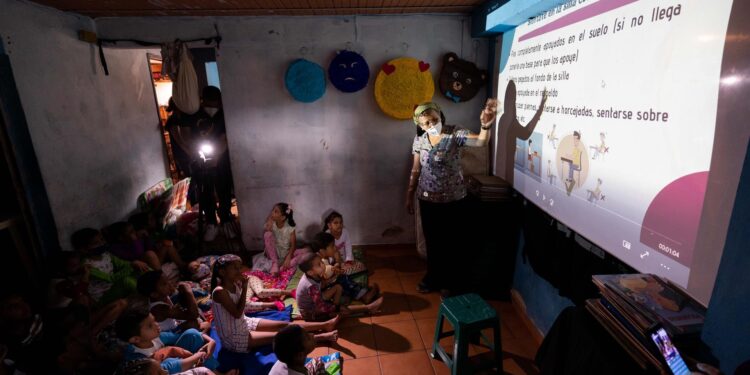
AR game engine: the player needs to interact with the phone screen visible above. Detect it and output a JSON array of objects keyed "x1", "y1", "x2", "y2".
[{"x1": 650, "y1": 327, "x2": 690, "y2": 375}]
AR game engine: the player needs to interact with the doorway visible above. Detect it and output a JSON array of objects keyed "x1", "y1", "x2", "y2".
[
  {"x1": 147, "y1": 53, "x2": 179, "y2": 181},
  {"x1": 146, "y1": 49, "x2": 243, "y2": 251}
]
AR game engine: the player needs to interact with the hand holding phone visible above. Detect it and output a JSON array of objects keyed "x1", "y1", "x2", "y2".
[{"x1": 649, "y1": 326, "x2": 690, "y2": 375}]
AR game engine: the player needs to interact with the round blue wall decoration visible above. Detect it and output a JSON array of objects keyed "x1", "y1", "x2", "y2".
[
  {"x1": 328, "y1": 50, "x2": 370, "y2": 93},
  {"x1": 285, "y1": 59, "x2": 326, "y2": 103}
]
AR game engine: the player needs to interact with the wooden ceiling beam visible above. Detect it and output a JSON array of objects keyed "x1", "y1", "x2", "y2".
[{"x1": 30, "y1": 1, "x2": 479, "y2": 17}]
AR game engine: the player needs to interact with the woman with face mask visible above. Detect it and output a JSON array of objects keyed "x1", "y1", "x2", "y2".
[{"x1": 406, "y1": 99, "x2": 498, "y2": 295}]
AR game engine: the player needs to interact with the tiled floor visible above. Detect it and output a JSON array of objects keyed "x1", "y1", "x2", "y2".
[{"x1": 311, "y1": 244, "x2": 541, "y2": 375}]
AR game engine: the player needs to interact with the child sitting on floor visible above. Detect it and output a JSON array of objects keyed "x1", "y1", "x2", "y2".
[
  {"x1": 188, "y1": 256, "x2": 218, "y2": 282},
  {"x1": 210, "y1": 254, "x2": 339, "y2": 353},
  {"x1": 310, "y1": 232, "x2": 379, "y2": 304},
  {"x1": 323, "y1": 211, "x2": 367, "y2": 275},
  {"x1": 105, "y1": 221, "x2": 187, "y2": 273},
  {"x1": 47, "y1": 251, "x2": 93, "y2": 309},
  {"x1": 0, "y1": 292, "x2": 54, "y2": 374},
  {"x1": 46, "y1": 251, "x2": 129, "y2": 373},
  {"x1": 252, "y1": 203, "x2": 311, "y2": 274},
  {"x1": 103, "y1": 221, "x2": 162, "y2": 270},
  {"x1": 128, "y1": 212, "x2": 160, "y2": 241},
  {"x1": 269, "y1": 325, "x2": 316, "y2": 375},
  {"x1": 137, "y1": 270, "x2": 209, "y2": 334},
  {"x1": 129, "y1": 213, "x2": 188, "y2": 272},
  {"x1": 115, "y1": 307, "x2": 218, "y2": 374},
  {"x1": 55, "y1": 302, "x2": 127, "y2": 374},
  {"x1": 188, "y1": 256, "x2": 290, "y2": 312},
  {"x1": 117, "y1": 357, "x2": 228, "y2": 375},
  {"x1": 296, "y1": 254, "x2": 383, "y2": 322},
  {"x1": 187, "y1": 256, "x2": 218, "y2": 292},
  {"x1": 71, "y1": 228, "x2": 141, "y2": 306}
]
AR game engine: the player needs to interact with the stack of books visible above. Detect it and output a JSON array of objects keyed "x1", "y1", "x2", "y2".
[
  {"x1": 466, "y1": 174, "x2": 512, "y2": 201},
  {"x1": 586, "y1": 274, "x2": 707, "y2": 372}
]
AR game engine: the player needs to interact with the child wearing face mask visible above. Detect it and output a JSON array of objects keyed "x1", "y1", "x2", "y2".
[{"x1": 71, "y1": 227, "x2": 140, "y2": 307}]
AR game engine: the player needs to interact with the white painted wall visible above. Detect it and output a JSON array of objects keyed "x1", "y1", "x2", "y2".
[
  {"x1": 1, "y1": 0, "x2": 168, "y2": 248},
  {"x1": 97, "y1": 14, "x2": 489, "y2": 248}
]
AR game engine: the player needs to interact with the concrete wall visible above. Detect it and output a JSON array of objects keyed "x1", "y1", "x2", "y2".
[
  {"x1": 1, "y1": 0, "x2": 167, "y2": 248},
  {"x1": 96, "y1": 15, "x2": 489, "y2": 248}
]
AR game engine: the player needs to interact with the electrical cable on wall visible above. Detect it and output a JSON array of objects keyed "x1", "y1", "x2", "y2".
[{"x1": 80, "y1": 30, "x2": 222, "y2": 76}]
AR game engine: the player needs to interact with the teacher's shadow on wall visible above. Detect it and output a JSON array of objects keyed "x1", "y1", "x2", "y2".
[{"x1": 499, "y1": 80, "x2": 548, "y2": 185}]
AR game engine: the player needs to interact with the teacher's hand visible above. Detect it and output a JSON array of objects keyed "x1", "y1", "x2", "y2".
[
  {"x1": 480, "y1": 98, "x2": 499, "y2": 126},
  {"x1": 406, "y1": 195, "x2": 415, "y2": 215}
]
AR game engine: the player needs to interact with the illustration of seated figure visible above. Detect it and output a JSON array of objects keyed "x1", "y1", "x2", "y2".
[
  {"x1": 547, "y1": 124, "x2": 559, "y2": 149},
  {"x1": 587, "y1": 178, "x2": 605, "y2": 203},
  {"x1": 590, "y1": 132, "x2": 608, "y2": 160},
  {"x1": 527, "y1": 139, "x2": 536, "y2": 174},
  {"x1": 562, "y1": 131, "x2": 583, "y2": 193},
  {"x1": 547, "y1": 160, "x2": 556, "y2": 185}
]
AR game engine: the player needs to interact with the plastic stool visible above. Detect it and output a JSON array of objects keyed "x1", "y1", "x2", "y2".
[{"x1": 431, "y1": 293, "x2": 502, "y2": 375}]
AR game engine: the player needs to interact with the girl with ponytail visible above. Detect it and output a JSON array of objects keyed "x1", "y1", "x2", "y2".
[{"x1": 251, "y1": 202, "x2": 311, "y2": 274}]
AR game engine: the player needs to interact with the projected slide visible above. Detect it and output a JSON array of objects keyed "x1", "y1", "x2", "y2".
[{"x1": 495, "y1": 0, "x2": 734, "y2": 287}]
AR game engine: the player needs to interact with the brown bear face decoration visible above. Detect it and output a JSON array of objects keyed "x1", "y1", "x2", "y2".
[{"x1": 438, "y1": 52, "x2": 487, "y2": 103}]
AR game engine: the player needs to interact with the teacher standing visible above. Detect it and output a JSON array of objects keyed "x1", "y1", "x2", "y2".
[{"x1": 406, "y1": 99, "x2": 498, "y2": 295}]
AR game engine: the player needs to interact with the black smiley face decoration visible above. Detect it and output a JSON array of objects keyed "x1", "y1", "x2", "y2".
[
  {"x1": 328, "y1": 50, "x2": 370, "y2": 93},
  {"x1": 438, "y1": 52, "x2": 487, "y2": 103}
]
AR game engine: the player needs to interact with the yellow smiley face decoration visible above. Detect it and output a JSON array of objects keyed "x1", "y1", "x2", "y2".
[{"x1": 374, "y1": 57, "x2": 435, "y2": 120}]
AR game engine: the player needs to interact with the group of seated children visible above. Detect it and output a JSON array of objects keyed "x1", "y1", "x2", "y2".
[
  {"x1": 3, "y1": 202, "x2": 382, "y2": 375},
  {"x1": 209, "y1": 254, "x2": 340, "y2": 353},
  {"x1": 115, "y1": 306, "x2": 221, "y2": 374},
  {"x1": 295, "y1": 233, "x2": 382, "y2": 321},
  {"x1": 137, "y1": 270, "x2": 210, "y2": 334},
  {"x1": 252, "y1": 206, "x2": 366, "y2": 277}
]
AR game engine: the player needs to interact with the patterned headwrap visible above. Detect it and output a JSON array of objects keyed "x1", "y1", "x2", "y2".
[
  {"x1": 216, "y1": 254, "x2": 242, "y2": 266},
  {"x1": 413, "y1": 102, "x2": 442, "y2": 125}
]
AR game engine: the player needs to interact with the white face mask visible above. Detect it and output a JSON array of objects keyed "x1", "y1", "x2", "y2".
[
  {"x1": 426, "y1": 121, "x2": 442, "y2": 136},
  {"x1": 204, "y1": 107, "x2": 219, "y2": 117}
]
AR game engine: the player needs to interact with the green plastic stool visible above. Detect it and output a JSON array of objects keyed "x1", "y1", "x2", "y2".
[{"x1": 431, "y1": 293, "x2": 503, "y2": 375}]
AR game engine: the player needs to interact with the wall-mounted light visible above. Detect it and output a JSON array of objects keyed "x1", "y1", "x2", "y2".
[{"x1": 154, "y1": 81, "x2": 173, "y2": 106}]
